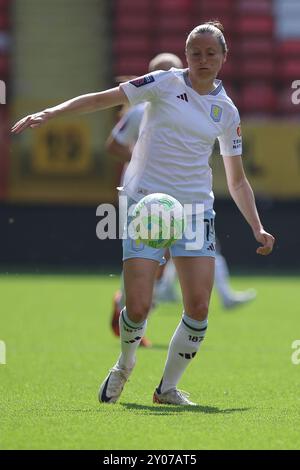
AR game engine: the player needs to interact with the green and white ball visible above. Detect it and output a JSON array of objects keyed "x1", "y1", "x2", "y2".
[{"x1": 131, "y1": 193, "x2": 186, "y2": 249}]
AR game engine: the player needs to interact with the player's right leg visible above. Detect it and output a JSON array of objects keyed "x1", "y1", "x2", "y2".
[
  {"x1": 99, "y1": 258, "x2": 158, "y2": 403},
  {"x1": 111, "y1": 272, "x2": 152, "y2": 347}
]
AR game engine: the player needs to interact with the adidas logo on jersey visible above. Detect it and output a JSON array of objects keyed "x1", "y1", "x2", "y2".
[
  {"x1": 177, "y1": 93, "x2": 188, "y2": 102},
  {"x1": 207, "y1": 243, "x2": 215, "y2": 252}
]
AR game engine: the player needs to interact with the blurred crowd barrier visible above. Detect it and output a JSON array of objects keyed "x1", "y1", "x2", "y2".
[{"x1": 1, "y1": 120, "x2": 298, "y2": 204}]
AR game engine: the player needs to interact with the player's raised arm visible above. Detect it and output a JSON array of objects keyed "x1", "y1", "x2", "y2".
[
  {"x1": 222, "y1": 155, "x2": 275, "y2": 256},
  {"x1": 11, "y1": 87, "x2": 129, "y2": 135}
]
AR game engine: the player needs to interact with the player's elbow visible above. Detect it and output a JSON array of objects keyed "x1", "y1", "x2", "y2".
[{"x1": 227, "y1": 175, "x2": 247, "y2": 192}]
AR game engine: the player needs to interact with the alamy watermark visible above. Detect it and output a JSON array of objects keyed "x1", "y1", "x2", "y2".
[
  {"x1": 291, "y1": 80, "x2": 300, "y2": 105},
  {"x1": 0, "y1": 80, "x2": 6, "y2": 104},
  {"x1": 291, "y1": 340, "x2": 300, "y2": 365},
  {"x1": 96, "y1": 197, "x2": 211, "y2": 251},
  {"x1": 0, "y1": 340, "x2": 6, "y2": 365}
]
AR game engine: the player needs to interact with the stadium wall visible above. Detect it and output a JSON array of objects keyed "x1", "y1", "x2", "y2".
[
  {"x1": 0, "y1": 199, "x2": 299, "y2": 271},
  {"x1": 9, "y1": 0, "x2": 117, "y2": 205}
]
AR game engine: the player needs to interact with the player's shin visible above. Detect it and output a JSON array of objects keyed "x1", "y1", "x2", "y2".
[
  {"x1": 157, "y1": 313, "x2": 208, "y2": 394},
  {"x1": 117, "y1": 307, "x2": 148, "y2": 369}
]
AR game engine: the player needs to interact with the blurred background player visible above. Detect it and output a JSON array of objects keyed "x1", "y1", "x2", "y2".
[
  {"x1": 107, "y1": 52, "x2": 256, "y2": 347},
  {"x1": 107, "y1": 53, "x2": 183, "y2": 347}
]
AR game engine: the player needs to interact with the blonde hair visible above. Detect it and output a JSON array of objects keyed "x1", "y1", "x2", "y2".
[
  {"x1": 148, "y1": 53, "x2": 183, "y2": 72},
  {"x1": 186, "y1": 21, "x2": 228, "y2": 55}
]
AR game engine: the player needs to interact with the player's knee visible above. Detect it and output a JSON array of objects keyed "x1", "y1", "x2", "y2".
[
  {"x1": 126, "y1": 300, "x2": 151, "y2": 323},
  {"x1": 187, "y1": 300, "x2": 209, "y2": 320}
]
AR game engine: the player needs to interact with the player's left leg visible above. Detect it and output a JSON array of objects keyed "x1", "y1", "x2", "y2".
[
  {"x1": 214, "y1": 252, "x2": 256, "y2": 309},
  {"x1": 153, "y1": 256, "x2": 214, "y2": 405}
]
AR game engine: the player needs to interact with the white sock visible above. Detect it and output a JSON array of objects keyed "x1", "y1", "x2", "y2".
[
  {"x1": 214, "y1": 253, "x2": 234, "y2": 302},
  {"x1": 158, "y1": 313, "x2": 208, "y2": 393},
  {"x1": 118, "y1": 308, "x2": 147, "y2": 370}
]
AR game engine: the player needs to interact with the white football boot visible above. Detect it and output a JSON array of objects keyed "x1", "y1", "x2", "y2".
[
  {"x1": 99, "y1": 363, "x2": 134, "y2": 404},
  {"x1": 153, "y1": 388, "x2": 197, "y2": 406}
]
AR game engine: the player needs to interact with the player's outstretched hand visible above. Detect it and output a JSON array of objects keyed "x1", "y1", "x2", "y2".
[
  {"x1": 253, "y1": 228, "x2": 275, "y2": 256},
  {"x1": 11, "y1": 110, "x2": 50, "y2": 134}
]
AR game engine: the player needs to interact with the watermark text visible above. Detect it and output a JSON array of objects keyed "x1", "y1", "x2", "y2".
[
  {"x1": 0, "y1": 80, "x2": 6, "y2": 104},
  {"x1": 96, "y1": 197, "x2": 209, "y2": 251},
  {"x1": 291, "y1": 340, "x2": 300, "y2": 365},
  {"x1": 0, "y1": 340, "x2": 6, "y2": 365},
  {"x1": 291, "y1": 80, "x2": 300, "y2": 105}
]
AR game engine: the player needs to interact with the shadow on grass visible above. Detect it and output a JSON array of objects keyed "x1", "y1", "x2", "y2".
[
  {"x1": 148, "y1": 344, "x2": 169, "y2": 351},
  {"x1": 121, "y1": 402, "x2": 250, "y2": 415}
]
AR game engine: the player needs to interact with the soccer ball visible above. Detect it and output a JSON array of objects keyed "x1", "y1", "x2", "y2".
[{"x1": 131, "y1": 193, "x2": 186, "y2": 249}]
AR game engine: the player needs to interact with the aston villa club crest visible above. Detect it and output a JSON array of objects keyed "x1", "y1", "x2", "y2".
[{"x1": 210, "y1": 104, "x2": 223, "y2": 122}]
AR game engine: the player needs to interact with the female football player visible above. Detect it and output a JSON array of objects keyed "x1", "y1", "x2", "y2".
[{"x1": 12, "y1": 21, "x2": 275, "y2": 406}]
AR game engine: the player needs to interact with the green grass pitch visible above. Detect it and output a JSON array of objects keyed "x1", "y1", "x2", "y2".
[{"x1": 0, "y1": 274, "x2": 300, "y2": 450}]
